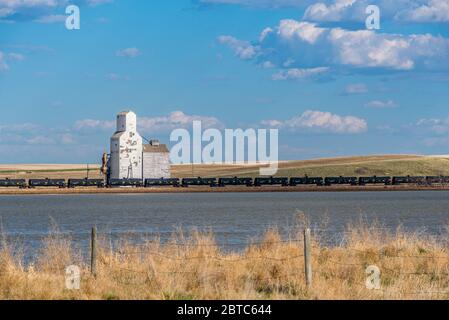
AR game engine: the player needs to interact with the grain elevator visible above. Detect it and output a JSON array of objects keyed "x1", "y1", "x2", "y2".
[{"x1": 108, "y1": 111, "x2": 170, "y2": 180}]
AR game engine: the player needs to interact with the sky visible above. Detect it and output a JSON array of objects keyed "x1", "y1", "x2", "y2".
[{"x1": 0, "y1": 0, "x2": 449, "y2": 163}]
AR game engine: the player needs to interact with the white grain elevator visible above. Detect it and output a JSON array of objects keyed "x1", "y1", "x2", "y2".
[
  {"x1": 109, "y1": 111, "x2": 143, "y2": 179},
  {"x1": 108, "y1": 111, "x2": 171, "y2": 180}
]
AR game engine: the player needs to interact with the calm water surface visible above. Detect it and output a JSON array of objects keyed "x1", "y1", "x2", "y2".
[{"x1": 1, "y1": 191, "x2": 449, "y2": 255}]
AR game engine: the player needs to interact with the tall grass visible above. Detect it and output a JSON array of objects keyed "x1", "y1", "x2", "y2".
[{"x1": 1, "y1": 223, "x2": 449, "y2": 300}]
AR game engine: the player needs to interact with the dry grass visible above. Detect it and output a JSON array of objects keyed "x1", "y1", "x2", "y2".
[
  {"x1": 3, "y1": 155, "x2": 449, "y2": 180},
  {"x1": 1, "y1": 223, "x2": 449, "y2": 300}
]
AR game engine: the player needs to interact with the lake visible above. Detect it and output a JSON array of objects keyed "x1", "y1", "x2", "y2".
[{"x1": 1, "y1": 191, "x2": 449, "y2": 256}]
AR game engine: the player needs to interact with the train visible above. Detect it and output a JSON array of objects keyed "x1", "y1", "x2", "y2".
[{"x1": 1, "y1": 175, "x2": 449, "y2": 189}]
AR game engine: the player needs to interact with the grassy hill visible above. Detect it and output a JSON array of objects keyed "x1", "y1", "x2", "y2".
[
  {"x1": 1, "y1": 155, "x2": 449, "y2": 179},
  {"x1": 173, "y1": 155, "x2": 449, "y2": 178}
]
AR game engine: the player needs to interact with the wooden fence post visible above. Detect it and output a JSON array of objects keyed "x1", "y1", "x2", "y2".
[
  {"x1": 91, "y1": 226, "x2": 97, "y2": 277},
  {"x1": 304, "y1": 228, "x2": 312, "y2": 288}
]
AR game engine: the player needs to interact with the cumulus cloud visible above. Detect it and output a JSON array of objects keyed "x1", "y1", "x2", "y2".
[
  {"x1": 74, "y1": 119, "x2": 115, "y2": 131},
  {"x1": 197, "y1": 0, "x2": 449, "y2": 23},
  {"x1": 304, "y1": 0, "x2": 361, "y2": 22},
  {"x1": 397, "y1": 0, "x2": 449, "y2": 22},
  {"x1": 343, "y1": 83, "x2": 367, "y2": 94},
  {"x1": 365, "y1": 100, "x2": 397, "y2": 108},
  {"x1": 219, "y1": 19, "x2": 449, "y2": 75},
  {"x1": 416, "y1": 117, "x2": 449, "y2": 134},
  {"x1": 302, "y1": 0, "x2": 449, "y2": 23},
  {"x1": 0, "y1": 122, "x2": 76, "y2": 146},
  {"x1": 75, "y1": 111, "x2": 225, "y2": 134},
  {"x1": 138, "y1": 111, "x2": 225, "y2": 134},
  {"x1": 0, "y1": 0, "x2": 112, "y2": 21},
  {"x1": 34, "y1": 14, "x2": 66, "y2": 23},
  {"x1": 262, "y1": 110, "x2": 368, "y2": 134},
  {"x1": 218, "y1": 36, "x2": 258, "y2": 60},
  {"x1": 0, "y1": 123, "x2": 41, "y2": 133},
  {"x1": 200, "y1": 0, "x2": 449, "y2": 25},
  {"x1": 116, "y1": 47, "x2": 141, "y2": 58},
  {"x1": 86, "y1": 0, "x2": 113, "y2": 6},
  {"x1": 0, "y1": 50, "x2": 25, "y2": 71},
  {"x1": 272, "y1": 67, "x2": 329, "y2": 80}
]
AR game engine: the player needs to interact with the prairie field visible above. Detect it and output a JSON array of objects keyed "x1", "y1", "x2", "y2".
[
  {"x1": 2, "y1": 155, "x2": 449, "y2": 180},
  {"x1": 1, "y1": 221, "x2": 449, "y2": 300}
]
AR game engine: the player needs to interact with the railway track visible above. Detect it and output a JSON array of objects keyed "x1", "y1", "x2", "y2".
[{"x1": 1, "y1": 175, "x2": 449, "y2": 191}]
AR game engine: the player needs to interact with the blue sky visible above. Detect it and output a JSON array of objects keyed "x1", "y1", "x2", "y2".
[{"x1": 0, "y1": 0, "x2": 449, "y2": 163}]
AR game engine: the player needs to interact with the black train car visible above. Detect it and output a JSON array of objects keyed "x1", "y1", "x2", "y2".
[
  {"x1": 392, "y1": 176, "x2": 426, "y2": 185},
  {"x1": 425, "y1": 176, "x2": 449, "y2": 185},
  {"x1": 254, "y1": 177, "x2": 289, "y2": 187},
  {"x1": 29, "y1": 179, "x2": 66, "y2": 188},
  {"x1": 289, "y1": 176, "x2": 323, "y2": 186},
  {"x1": 68, "y1": 179, "x2": 105, "y2": 188},
  {"x1": 218, "y1": 177, "x2": 253, "y2": 187},
  {"x1": 358, "y1": 176, "x2": 391, "y2": 186},
  {"x1": 0, "y1": 179, "x2": 27, "y2": 188},
  {"x1": 145, "y1": 178, "x2": 180, "y2": 187},
  {"x1": 182, "y1": 177, "x2": 217, "y2": 187},
  {"x1": 108, "y1": 179, "x2": 144, "y2": 188},
  {"x1": 325, "y1": 176, "x2": 358, "y2": 186}
]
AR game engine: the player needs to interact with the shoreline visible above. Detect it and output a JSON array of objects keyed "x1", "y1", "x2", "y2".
[{"x1": 1, "y1": 185, "x2": 449, "y2": 195}]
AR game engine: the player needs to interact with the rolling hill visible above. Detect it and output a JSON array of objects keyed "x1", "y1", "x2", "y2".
[{"x1": 1, "y1": 155, "x2": 449, "y2": 179}]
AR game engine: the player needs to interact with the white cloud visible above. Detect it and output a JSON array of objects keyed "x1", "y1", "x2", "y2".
[
  {"x1": 365, "y1": 100, "x2": 397, "y2": 108},
  {"x1": 303, "y1": 0, "x2": 449, "y2": 23},
  {"x1": 75, "y1": 111, "x2": 225, "y2": 134},
  {"x1": 138, "y1": 111, "x2": 224, "y2": 134},
  {"x1": 277, "y1": 20, "x2": 326, "y2": 44},
  {"x1": 260, "y1": 61, "x2": 275, "y2": 69},
  {"x1": 87, "y1": 0, "x2": 113, "y2": 6},
  {"x1": 397, "y1": 0, "x2": 449, "y2": 22},
  {"x1": 0, "y1": 122, "x2": 76, "y2": 146},
  {"x1": 34, "y1": 14, "x2": 66, "y2": 23},
  {"x1": 343, "y1": 83, "x2": 367, "y2": 94},
  {"x1": 60, "y1": 133, "x2": 76, "y2": 144},
  {"x1": 304, "y1": 0, "x2": 356, "y2": 22},
  {"x1": 116, "y1": 47, "x2": 141, "y2": 58},
  {"x1": 8, "y1": 52, "x2": 25, "y2": 61},
  {"x1": 218, "y1": 35, "x2": 258, "y2": 60},
  {"x1": 0, "y1": 123, "x2": 41, "y2": 133},
  {"x1": 0, "y1": 51, "x2": 8, "y2": 71},
  {"x1": 272, "y1": 67, "x2": 329, "y2": 80},
  {"x1": 416, "y1": 117, "x2": 449, "y2": 134},
  {"x1": 26, "y1": 135, "x2": 55, "y2": 145},
  {"x1": 220, "y1": 18, "x2": 449, "y2": 74},
  {"x1": 75, "y1": 119, "x2": 115, "y2": 131},
  {"x1": 262, "y1": 110, "x2": 368, "y2": 134},
  {"x1": 0, "y1": 0, "x2": 64, "y2": 19},
  {"x1": 0, "y1": 0, "x2": 113, "y2": 21}
]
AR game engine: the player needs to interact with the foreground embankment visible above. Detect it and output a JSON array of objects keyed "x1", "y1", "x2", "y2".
[
  {"x1": 1, "y1": 224, "x2": 449, "y2": 300},
  {"x1": 1, "y1": 185, "x2": 449, "y2": 195}
]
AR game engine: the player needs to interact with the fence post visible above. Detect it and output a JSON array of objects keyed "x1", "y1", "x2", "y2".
[
  {"x1": 304, "y1": 228, "x2": 312, "y2": 288},
  {"x1": 91, "y1": 226, "x2": 97, "y2": 277}
]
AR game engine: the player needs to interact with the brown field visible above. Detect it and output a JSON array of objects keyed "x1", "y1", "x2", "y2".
[
  {"x1": 1, "y1": 221, "x2": 449, "y2": 300},
  {"x1": 2, "y1": 155, "x2": 449, "y2": 181}
]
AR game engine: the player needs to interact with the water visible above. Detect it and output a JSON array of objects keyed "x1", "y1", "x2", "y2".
[{"x1": 1, "y1": 191, "x2": 449, "y2": 257}]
